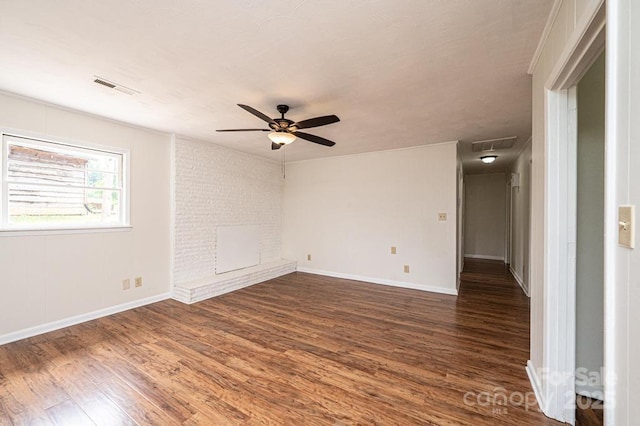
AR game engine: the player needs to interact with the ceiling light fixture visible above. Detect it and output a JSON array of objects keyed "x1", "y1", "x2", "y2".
[
  {"x1": 268, "y1": 131, "x2": 296, "y2": 145},
  {"x1": 481, "y1": 155, "x2": 497, "y2": 164}
]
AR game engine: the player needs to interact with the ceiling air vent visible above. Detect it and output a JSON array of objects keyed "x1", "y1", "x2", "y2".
[
  {"x1": 471, "y1": 136, "x2": 517, "y2": 152},
  {"x1": 93, "y1": 76, "x2": 140, "y2": 95},
  {"x1": 93, "y1": 78, "x2": 116, "y2": 89}
]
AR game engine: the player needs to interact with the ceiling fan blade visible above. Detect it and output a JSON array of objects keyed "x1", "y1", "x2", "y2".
[
  {"x1": 216, "y1": 128, "x2": 270, "y2": 132},
  {"x1": 293, "y1": 115, "x2": 340, "y2": 130},
  {"x1": 237, "y1": 104, "x2": 277, "y2": 125},
  {"x1": 294, "y1": 131, "x2": 336, "y2": 147},
  {"x1": 271, "y1": 142, "x2": 282, "y2": 150}
]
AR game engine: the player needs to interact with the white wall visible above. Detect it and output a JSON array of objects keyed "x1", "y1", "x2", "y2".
[
  {"x1": 576, "y1": 51, "x2": 604, "y2": 396},
  {"x1": 606, "y1": 0, "x2": 640, "y2": 422},
  {"x1": 283, "y1": 142, "x2": 458, "y2": 295},
  {"x1": 527, "y1": 0, "x2": 640, "y2": 423},
  {"x1": 510, "y1": 141, "x2": 531, "y2": 294},
  {"x1": 0, "y1": 92, "x2": 171, "y2": 342},
  {"x1": 172, "y1": 136, "x2": 282, "y2": 287},
  {"x1": 528, "y1": 1, "x2": 602, "y2": 415},
  {"x1": 464, "y1": 173, "x2": 507, "y2": 261}
]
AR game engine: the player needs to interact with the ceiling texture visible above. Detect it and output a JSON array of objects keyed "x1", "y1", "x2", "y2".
[{"x1": 0, "y1": 0, "x2": 552, "y2": 173}]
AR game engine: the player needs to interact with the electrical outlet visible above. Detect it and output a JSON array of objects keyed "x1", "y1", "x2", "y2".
[
  {"x1": 438, "y1": 213, "x2": 447, "y2": 221},
  {"x1": 135, "y1": 277, "x2": 143, "y2": 288},
  {"x1": 391, "y1": 246, "x2": 397, "y2": 254},
  {"x1": 307, "y1": 254, "x2": 311, "y2": 261},
  {"x1": 122, "y1": 279, "x2": 130, "y2": 290},
  {"x1": 404, "y1": 265, "x2": 410, "y2": 273}
]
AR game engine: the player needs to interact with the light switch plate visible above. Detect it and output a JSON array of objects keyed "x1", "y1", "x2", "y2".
[
  {"x1": 391, "y1": 246, "x2": 397, "y2": 254},
  {"x1": 619, "y1": 205, "x2": 635, "y2": 248}
]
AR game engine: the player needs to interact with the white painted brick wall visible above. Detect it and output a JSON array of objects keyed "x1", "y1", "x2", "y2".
[{"x1": 172, "y1": 137, "x2": 282, "y2": 286}]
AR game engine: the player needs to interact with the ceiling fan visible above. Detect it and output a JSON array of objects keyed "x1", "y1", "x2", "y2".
[{"x1": 217, "y1": 104, "x2": 339, "y2": 150}]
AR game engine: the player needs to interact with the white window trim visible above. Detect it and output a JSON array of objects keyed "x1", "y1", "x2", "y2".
[{"x1": 0, "y1": 129, "x2": 131, "y2": 234}]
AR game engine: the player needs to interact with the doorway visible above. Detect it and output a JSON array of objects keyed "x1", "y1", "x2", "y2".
[
  {"x1": 575, "y1": 51, "x2": 605, "y2": 407},
  {"x1": 536, "y1": 3, "x2": 606, "y2": 422}
]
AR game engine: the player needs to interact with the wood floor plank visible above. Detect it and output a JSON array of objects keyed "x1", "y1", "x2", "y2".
[
  {"x1": 47, "y1": 360, "x2": 136, "y2": 426},
  {"x1": 98, "y1": 376, "x2": 180, "y2": 425},
  {"x1": 576, "y1": 395, "x2": 604, "y2": 426},
  {"x1": 0, "y1": 385, "x2": 54, "y2": 425},
  {"x1": 88, "y1": 344, "x2": 196, "y2": 424},
  {"x1": 45, "y1": 399, "x2": 95, "y2": 425},
  {"x1": 0, "y1": 258, "x2": 562, "y2": 425}
]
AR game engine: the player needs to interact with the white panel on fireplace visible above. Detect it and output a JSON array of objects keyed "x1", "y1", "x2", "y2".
[{"x1": 216, "y1": 225, "x2": 260, "y2": 274}]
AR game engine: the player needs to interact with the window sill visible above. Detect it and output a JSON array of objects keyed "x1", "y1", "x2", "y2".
[{"x1": 0, "y1": 225, "x2": 133, "y2": 237}]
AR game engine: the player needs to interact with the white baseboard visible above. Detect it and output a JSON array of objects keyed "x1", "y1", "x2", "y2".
[
  {"x1": 0, "y1": 293, "x2": 171, "y2": 346},
  {"x1": 296, "y1": 267, "x2": 458, "y2": 296},
  {"x1": 526, "y1": 360, "x2": 549, "y2": 416},
  {"x1": 464, "y1": 254, "x2": 505, "y2": 261},
  {"x1": 510, "y1": 266, "x2": 530, "y2": 296}
]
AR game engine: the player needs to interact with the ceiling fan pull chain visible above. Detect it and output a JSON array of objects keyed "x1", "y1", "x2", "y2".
[{"x1": 282, "y1": 146, "x2": 286, "y2": 179}]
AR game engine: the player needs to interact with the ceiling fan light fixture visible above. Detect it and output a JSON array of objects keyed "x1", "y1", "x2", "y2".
[
  {"x1": 481, "y1": 155, "x2": 497, "y2": 164},
  {"x1": 268, "y1": 131, "x2": 296, "y2": 145}
]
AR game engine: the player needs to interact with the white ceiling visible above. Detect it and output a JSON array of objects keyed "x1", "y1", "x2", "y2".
[{"x1": 0, "y1": 0, "x2": 552, "y2": 171}]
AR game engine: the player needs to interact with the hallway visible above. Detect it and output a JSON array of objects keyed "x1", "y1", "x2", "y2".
[{"x1": 456, "y1": 258, "x2": 558, "y2": 424}]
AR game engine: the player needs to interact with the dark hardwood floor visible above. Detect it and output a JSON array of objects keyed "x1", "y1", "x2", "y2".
[
  {"x1": 576, "y1": 395, "x2": 604, "y2": 426},
  {"x1": 0, "y1": 259, "x2": 561, "y2": 425}
]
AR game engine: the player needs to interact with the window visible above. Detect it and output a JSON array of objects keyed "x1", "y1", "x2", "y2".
[{"x1": 1, "y1": 133, "x2": 129, "y2": 231}]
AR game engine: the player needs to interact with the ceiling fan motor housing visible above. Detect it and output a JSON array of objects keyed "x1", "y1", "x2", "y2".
[
  {"x1": 271, "y1": 119, "x2": 295, "y2": 130},
  {"x1": 271, "y1": 105, "x2": 295, "y2": 130},
  {"x1": 276, "y1": 104, "x2": 289, "y2": 115}
]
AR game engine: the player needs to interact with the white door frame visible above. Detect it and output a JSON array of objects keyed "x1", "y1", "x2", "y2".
[
  {"x1": 506, "y1": 179, "x2": 512, "y2": 265},
  {"x1": 543, "y1": 85, "x2": 578, "y2": 423},
  {"x1": 540, "y1": 1, "x2": 606, "y2": 423}
]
